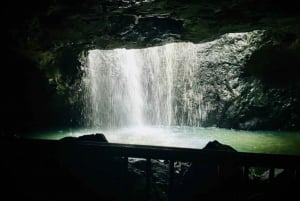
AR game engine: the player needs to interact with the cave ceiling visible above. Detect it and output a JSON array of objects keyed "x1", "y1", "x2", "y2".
[{"x1": 5, "y1": 0, "x2": 300, "y2": 52}]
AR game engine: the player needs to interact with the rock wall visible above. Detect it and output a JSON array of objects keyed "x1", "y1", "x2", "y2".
[
  {"x1": 218, "y1": 32, "x2": 300, "y2": 130},
  {"x1": 2, "y1": 0, "x2": 300, "y2": 133}
]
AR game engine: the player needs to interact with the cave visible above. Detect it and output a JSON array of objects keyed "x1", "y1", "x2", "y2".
[
  {"x1": 2, "y1": 0, "x2": 300, "y2": 200},
  {"x1": 3, "y1": 0, "x2": 300, "y2": 151}
]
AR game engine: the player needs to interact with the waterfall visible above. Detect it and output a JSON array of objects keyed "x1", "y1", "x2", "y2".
[{"x1": 82, "y1": 31, "x2": 264, "y2": 128}]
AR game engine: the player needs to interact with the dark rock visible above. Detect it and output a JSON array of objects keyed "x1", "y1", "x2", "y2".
[
  {"x1": 239, "y1": 118, "x2": 263, "y2": 130},
  {"x1": 60, "y1": 133, "x2": 108, "y2": 142},
  {"x1": 203, "y1": 140, "x2": 237, "y2": 152}
]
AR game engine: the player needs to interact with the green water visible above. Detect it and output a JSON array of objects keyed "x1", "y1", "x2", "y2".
[{"x1": 27, "y1": 126, "x2": 300, "y2": 155}]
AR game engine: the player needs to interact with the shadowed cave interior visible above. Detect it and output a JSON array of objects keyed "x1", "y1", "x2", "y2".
[{"x1": 1, "y1": 0, "x2": 300, "y2": 200}]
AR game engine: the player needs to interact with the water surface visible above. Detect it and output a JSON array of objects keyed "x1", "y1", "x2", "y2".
[{"x1": 27, "y1": 126, "x2": 300, "y2": 155}]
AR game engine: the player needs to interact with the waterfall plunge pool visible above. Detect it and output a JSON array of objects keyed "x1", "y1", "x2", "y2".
[
  {"x1": 26, "y1": 126, "x2": 300, "y2": 156},
  {"x1": 25, "y1": 31, "x2": 300, "y2": 156}
]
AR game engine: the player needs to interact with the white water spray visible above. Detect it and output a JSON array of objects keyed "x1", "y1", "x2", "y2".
[{"x1": 82, "y1": 31, "x2": 264, "y2": 128}]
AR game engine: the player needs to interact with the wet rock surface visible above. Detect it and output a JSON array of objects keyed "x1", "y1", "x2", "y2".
[{"x1": 2, "y1": 0, "x2": 300, "y2": 133}]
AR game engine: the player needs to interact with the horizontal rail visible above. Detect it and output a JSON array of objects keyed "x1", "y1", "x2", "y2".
[
  {"x1": 2, "y1": 138, "x2": 300, "y2": 201},
  {"x1": 3, "y1": 139, "x2": 300, "y2": 168}
]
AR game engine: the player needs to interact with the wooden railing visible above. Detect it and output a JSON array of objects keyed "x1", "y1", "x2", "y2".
[{"x1": 2, "y1": 139, "x2": 300, "y2": 201}]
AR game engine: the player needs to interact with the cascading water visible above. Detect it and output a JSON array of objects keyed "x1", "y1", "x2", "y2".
[
  {"x1": 27, "y1": 30, "x2": 300, "y2": 154},
  {"x1": 28, "y1": 30, "x2": 300, "y2": 154},
  {"x1": 82, "y1": 31, "x2": 264, "y2": 129}
]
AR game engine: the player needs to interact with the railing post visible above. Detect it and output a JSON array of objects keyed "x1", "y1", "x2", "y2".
[
  {"x1": 217, "y1": 164, "x2": 223, "y2": 181},
  {"x1": 146, "y1": 158, "x2": 152, "y2": 201},
  {"x1": 286, "y1": 168, "x2": 296, "y2": 185},
  {"x1": 169, "y1": 160, "x2": 175, "y2": 201},
  {"x1": 122, "y1": 156, "x2": 128, "y2": 200},
  {"x1": 269, "y1": 167, "x2": 275, "y2": 181},
  {"x1": 243, "y1": 166, "x2": 249, "y2": 183}
]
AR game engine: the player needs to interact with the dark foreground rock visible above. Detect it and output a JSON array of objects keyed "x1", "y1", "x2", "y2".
[{"x1": 60, "y1": 133, "x2": 108, "y2": 142}]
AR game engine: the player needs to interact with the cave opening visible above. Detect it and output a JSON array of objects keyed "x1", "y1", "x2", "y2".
[
  {"x1": 23, "y1": 31, "x2": 300, "y2": 155},
  {"x1": 2, "y1": 1, "x2": 300, "y2": 201}
]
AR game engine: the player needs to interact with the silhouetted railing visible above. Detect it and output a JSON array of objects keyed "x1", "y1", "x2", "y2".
[{"x1": 3, "y1": 139, "x2": 300, "y2": 201}]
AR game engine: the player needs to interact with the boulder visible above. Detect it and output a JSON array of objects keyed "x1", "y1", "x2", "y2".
[
  {"x1": 202, "y1": 140, "x2": 237, "y2": 152},
  {"x1": 60, "y1": 133, "x2": 108, "y2": 142}
]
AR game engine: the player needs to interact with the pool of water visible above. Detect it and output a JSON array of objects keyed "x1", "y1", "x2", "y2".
[{"x1": 26, "y1": 126, "x2": 300, "y2": 155}]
